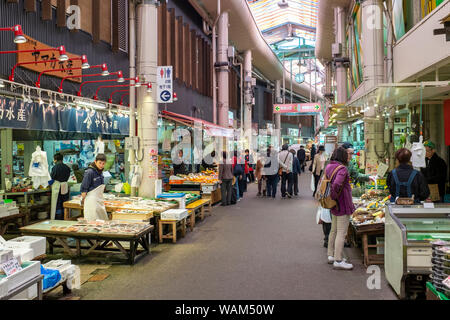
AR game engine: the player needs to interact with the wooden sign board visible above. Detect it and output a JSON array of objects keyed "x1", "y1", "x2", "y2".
[{"x1": 16, "y1": 36, "x2": 82, "y2": 83}]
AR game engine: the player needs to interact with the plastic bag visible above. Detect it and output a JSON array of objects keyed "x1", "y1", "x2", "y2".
[
  {"x1": 310, "y1": 175, "x2": 315, "y2": 192},
  {"x1": 320, "y1": 207, "x2": 332, "y2": 223},
  {"x1": 315, "y1": 207, "x2": 322, "y2": 224},
  {"x1": 40, "y1": 266, "x2": 61, "y2": 290}
]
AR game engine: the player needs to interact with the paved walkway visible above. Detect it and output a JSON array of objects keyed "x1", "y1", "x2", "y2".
[{"x1": 78, "y1": 172, "x2": 398, "y2": 300}]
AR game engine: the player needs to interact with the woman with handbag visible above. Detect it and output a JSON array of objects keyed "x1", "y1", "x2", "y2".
[{"x1": 325, "y1": 147, "x2": 355, "y2": 270}]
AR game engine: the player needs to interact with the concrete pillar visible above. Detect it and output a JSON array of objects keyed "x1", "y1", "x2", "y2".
[
  {"x1": 361, "y1": 0, "x2": 384, "y2": 90},
  {"x1": 361, "y1": 0, "x2": 385, "y2": 172},
  {"x1": 129, "y1": 0, "x2": 137, "y2": 196},
  {"x1": 335, "y1": 7, "x2": 348, "y2": 104},
  {"x1": 136, "y1": 0, "x2": 158, "y2": 198},
  {"x1": 243, "y1": 50, "x2": 252, "y2": 147},
  {"x1": 274, "y1": 80, "x2": 282, "y2": 147},
  {"x1": 217, "y1": 12, "x2": 229, "y2": 127}
]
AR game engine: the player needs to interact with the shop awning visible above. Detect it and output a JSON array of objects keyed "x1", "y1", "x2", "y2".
[
  {"x1": 345, "y1": 81, "x2": 450, "y2": 109},
  {"x1": 160, "y1": 111, "x2": 234, "y2": 138}
]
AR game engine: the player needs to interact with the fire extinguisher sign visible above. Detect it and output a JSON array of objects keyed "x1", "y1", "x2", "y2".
[{"x1": 157, "y1": 66, "x2": 173, "y2": 103}]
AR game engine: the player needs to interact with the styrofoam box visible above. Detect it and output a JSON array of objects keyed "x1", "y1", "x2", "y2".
[
  {"x1": 160, "y1": 209, "x2": 188, "y2": 221},
  {"x1": 11, "y1": 248, "x2": 34, "y2": 263},
  {"x1": 6, "y1": 236, "x2": 47, "y2": 258},
  {"x1": 0, "y1": 249, "x2": 14, "y2": 264},
  {"x1": 9, "y1": 283, "x2": 38, "y2": 300},
  {"x1": 2, "y1": 261, "x2": 41, "y2": 293},
  {"x1": 0, "y1": 278, "x2": 8, "y2": 299}
]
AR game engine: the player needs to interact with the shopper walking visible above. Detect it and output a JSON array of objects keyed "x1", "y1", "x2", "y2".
[
  {"x1": 264, "y1": 147, "x2": 279, "y2": 199},
  {"x1": 297, "y1": 145, "x2": 306, "y2": 173},
  {"x1": 309, "y1": 144, "x2": 317, "y2": 171},
  {"x1": 218, "y1": 151, "x2": 234, "y2": 206},
  {"x1": 245, "y1": 149, "x2": 255, "y2": 183},
  {"x1": 80, "y1": 154, "x2": 109, "y2": 222},
  {"x1": 325, "y1": 147, "x2": 355, "y2": 270},
  {"x1": 290, "y1": 149, "x2": 301, "y2": 196},
  {"x1": 387, "y1": 148, "x2": 430, "y2": 203},
  {"x1": 312, "y1": 146, "x2": 327, "y2": 197},
  {"x1": 233, "y1": 151, "x2": 245, "y2": 200},
  {"x1": 50, "y1": 153, "x2": 71, "y2": 220},
  {"x1": 255, "y1": 155, "x2": 264, "y2": 197},
  {"x1": 421, "y1": 141, "x2": 447, "y2": 202},
  {"x1": 279, "y1": 144, "x2": 294, "y2": 198}
]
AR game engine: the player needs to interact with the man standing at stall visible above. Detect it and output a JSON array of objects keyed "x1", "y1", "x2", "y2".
[
  {"x1": 50, "y1": 153, "x2": 71, "y2": 220},
  {"x1": 80, "y1": 154, "x2": 109, "y2": 221},
  {"x1": 421, "y1": 141, "x2": 447, "y2": 202}
]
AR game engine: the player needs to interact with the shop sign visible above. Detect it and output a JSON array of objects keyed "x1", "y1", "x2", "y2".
[
  {"x1": 288, "y1": 128, "x2": 299, "y2": 136},
  {"x1": 228, "y1": 111, "x2": 234, "y2": 127},
  {"x1": 157, "y1": 66, "x2": 173, "y2": 103},
  {"x1": 1, "y1": 258, "x2": 22, "y2": 276},
  {"x1": 17, "y1": 36, "x2": 82, "y2": 82},
  {"x1": 0, "y1": 96, "x2": 129, "y2": 135},
  {"x1": 274, "y1": 103, "x2": 321, "y2": 114},
  {"x1": 325, "y1": 136, "x2": 337, "y2": 144}
]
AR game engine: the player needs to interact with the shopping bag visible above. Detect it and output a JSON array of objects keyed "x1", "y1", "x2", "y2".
[
  {"x1": 315, "y1": 207, "x2": 322, "y2": 225},
  {"x1": 320, "y1": 207, "x2": 332, "y2": 223},
  {"x1": 310, "y1": 175, "x2": 315, "y2": 192},
  {"x1": 429, "y1": 184, "x2": 440, "y2": 202}
]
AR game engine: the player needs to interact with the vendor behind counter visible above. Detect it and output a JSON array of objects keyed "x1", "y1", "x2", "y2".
[{"x1": 50, "y1": 153, "x2": 71, "y2": 220}]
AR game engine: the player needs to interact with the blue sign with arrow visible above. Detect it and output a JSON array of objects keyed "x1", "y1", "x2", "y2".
[{"x1": 160, "y1": 90, "x2": 171, "y2": 102}]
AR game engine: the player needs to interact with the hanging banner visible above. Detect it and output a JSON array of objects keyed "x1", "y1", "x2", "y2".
[
  {"x1": 17, "y1": 36, "x2": 83, "y2": 82},
  {"x1": 274, "y1": 103, "x2": 321, "y2": 114},
  {"x1": 0, "y1": 97, "x2": 129, "y2": 135}
]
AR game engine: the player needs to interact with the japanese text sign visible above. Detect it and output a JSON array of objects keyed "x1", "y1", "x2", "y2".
[
  {"x1": 157, "y1": 66, "x2": 173, "y2": 103},
  {"x1": 274, "y1": 103, "x2": 321, "y2": 114},
  {"x1": 1, "y1": 258, "x2": 22, "y2": 277},
  {"x1": 17, "y1": 36, "x2": 82, "y2": 83}
]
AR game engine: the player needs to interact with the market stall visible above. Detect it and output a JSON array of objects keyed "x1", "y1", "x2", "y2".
[{"x1": 20, "y1": 219, "x2": 154, "y2": 265}]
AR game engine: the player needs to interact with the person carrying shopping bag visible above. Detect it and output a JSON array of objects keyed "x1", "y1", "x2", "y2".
[{"x1": 324, "y1": 147, "x2": 355, "y2": 270}]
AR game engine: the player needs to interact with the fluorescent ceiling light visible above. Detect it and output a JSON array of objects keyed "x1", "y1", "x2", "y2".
[{"x1": 75, "y1": 99, "x2": 107, "y2": 110}]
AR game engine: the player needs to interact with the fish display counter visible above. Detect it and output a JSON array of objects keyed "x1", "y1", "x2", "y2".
[{"x1": 385, "y1": 204, "x2": 450, "y2": 299}]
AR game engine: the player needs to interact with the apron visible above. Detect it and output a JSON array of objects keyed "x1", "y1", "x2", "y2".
[
  {"x1": 50, "y1": 181, "x2": 69, "y2": 220},
  {"x1": 84, "y1": 185, "x2": 108, "y2": 222}
]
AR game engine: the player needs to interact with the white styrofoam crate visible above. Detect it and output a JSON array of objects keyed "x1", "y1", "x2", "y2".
[
  {"x1": 160, "y1": 209, "x2": 188, "y2": 221},
  {"x1": 6, "y1": 236, "x2": 46, "y2": 258},
  {"x1": 9, "y1": 283, "x2": 39, "y2": 300},
  {"x1": 0, "y1": 249, "x2": 14, "y2": 264},
  {"x1": 12, "y1": 248, "x2": 34, "y2": 264},
  {"x1": 3, "y1": 261, "x2": 41, "y2": 293},
  {"x1": 0, "y1": 278, "x2": 7, "y2": 298}
]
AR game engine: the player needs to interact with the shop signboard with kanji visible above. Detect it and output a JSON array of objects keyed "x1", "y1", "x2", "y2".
[
  {"x1": 157, "y1": 66, "x2": 173, "y2": 103},
  {"x1": 274, "y1": 103, "x2": 321, "y2": 114},
  {"x1": 16, "y1": 36, "x2": 83, "y2": 82},
  {"x1": 0, "y1": 97, "x2": 129, "y2": 135}
]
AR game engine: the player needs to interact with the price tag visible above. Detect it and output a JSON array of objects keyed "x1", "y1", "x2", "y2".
[
  {"x1": 1, "y1": 258, "x2": 22, "y2": 277},
  {"x1": 423, "y1": 202, "x2": 435, "y2": 209}
]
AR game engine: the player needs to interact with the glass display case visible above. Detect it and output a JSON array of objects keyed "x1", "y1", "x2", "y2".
[{"x1": 385, "y1": 204, "x2": 450, "y2": 299}]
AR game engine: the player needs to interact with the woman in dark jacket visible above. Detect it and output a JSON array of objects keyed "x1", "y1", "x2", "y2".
[
  {"x1": 325, "y1": 147, "x2": 355, "y2": 271},
  {"x1": 387, "y1": 148, "x2": 430, "y2": 202}
]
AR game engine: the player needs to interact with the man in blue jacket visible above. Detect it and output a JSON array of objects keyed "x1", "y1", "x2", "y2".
[{"x1": 81, "y1": 153, "x2": 106, "y2": 207}]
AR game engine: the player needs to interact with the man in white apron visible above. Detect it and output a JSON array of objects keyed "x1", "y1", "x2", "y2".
[
  {"x1": 80, "y1": 154, "x2": 108, "y2": 221},
  {"x1": 50, "y1": 153, "x2": 71, "y2": 220}
]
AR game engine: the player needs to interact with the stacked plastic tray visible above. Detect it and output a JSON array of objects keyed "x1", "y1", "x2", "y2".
[{"x1": 431, "y1": 240, "x2": 450, "y2": 296}]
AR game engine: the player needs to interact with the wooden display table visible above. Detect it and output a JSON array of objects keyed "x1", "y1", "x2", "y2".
[
  {"x1": 186, "y1": 199, "x2": 211, "y2": 222},
  {"x1": 0, "y1": 212, "x2": 27, "y2": 235},
  {"x1": 63, "y1": 200, "x2": 176, "y2": 221},
  {"x1": 202, "y1": 188, "x2": 221, "y2": 206},
  {"x1": 352, "y1": 222, "x2": 385, "y2": 267},
  {"x1": 158, "y1": 218, "x2": 187, "y2": 243},
  {"x1": 20, "y1": 220, "x2": 153, "y2": 265}
]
